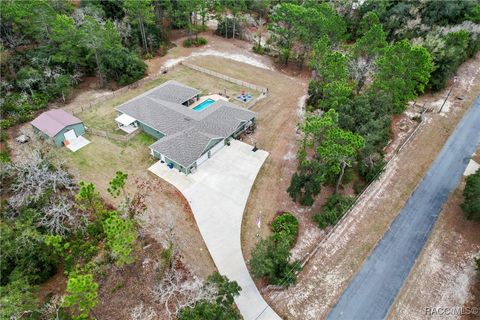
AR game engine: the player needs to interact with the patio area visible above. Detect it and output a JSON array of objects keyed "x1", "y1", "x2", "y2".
[
  {"x1": 189, "y1": 94, "x2": 229, "y2": 109},
  {"x1": 115, "y1": 113, "x2": 139, "y2": 134},
  {"x1": 66, "y1": 136, "x2": 91, "y2": 152}
]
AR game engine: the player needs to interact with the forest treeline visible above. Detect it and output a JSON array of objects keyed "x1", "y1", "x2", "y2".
[{"x1": 271, "y1": 1, "x2": 480, "y2": 207}]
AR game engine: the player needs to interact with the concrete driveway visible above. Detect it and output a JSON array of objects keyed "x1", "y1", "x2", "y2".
[
  {"x1": 328, "y1": 97, "x2": 480, "y2": 320},
  {"x1": 149, "y1": 140, "x2": 280, "y2": 320}
]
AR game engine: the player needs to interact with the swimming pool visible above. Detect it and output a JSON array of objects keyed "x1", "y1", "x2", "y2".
[{"x1": 193, "y1": 98, "x2": 216, "y2": 111}]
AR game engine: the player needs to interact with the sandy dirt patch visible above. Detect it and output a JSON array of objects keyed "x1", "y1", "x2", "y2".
[{"x1": 145, "y1": 30, "x2": 274, "y2": 75}]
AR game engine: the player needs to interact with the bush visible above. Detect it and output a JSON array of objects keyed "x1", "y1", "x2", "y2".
[
  {"x1": 183, "y1": 37, "x2": 208, "y2": 48},
  {"x1": 461, "y1": 169, "x2": 480, "y2": 220},
  {"x1": 250, "y1": 236, "x2": 300, "y2": 286},
  {"x1": 271, "y1": 212, "x2": 299, "y2": 245},
  {"x1": 0, "y1": 220, "x2": 58, "y2": 285},
  {"x1": 250, "y1": 212, "x2": 300, "y2": 287},
  {"x1": 0, "y1": 279, "x2": 40, "y2": 319},
  {"x1": 183, "y1": 38, "x2": 192, "y2": 47},
  {"x1": 0, "y1": 118, "x2": 14, "y2": 130},
  {"x1": 313, "y1": 194, "x2": 354, "y2": 229},
  {"x1": 0, "y1": 145, "x2": 11, "y2": 163},
  {"x1": 427, "y1": 31, "x2": 469, "y2": 91},
  {"x1": 466, "y1": 4, "x2": 480, "y2": 23},
  {"x1": 46, "y1": 235, "x2": 100, "y2": 273},
  {"x1": 359, "y1": 157, "x2": 385, "y2": 183},
  {"x1": 179, "y1": 301, "x2": 241, "y2": 320},
  {"x1": 178, "y1": 272, "x2": 241, "y2": 320},
  {"x1": 287, "y1": 162, "x2": 324, "y2": 206},
  {"x1": 253, "y1": 44, "x2": 268, "y2": 55}
]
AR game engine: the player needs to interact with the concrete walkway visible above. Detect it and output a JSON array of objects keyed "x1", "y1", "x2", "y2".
[
  {"x1": 328, "y1": 97, "x2": 480, "y2": 320},
  {"x1": 149, "y1": 140, "x2": 280, "y2": 320}
]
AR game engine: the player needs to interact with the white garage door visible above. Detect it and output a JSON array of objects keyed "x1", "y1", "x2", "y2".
[
  {"x1": 209, "y1": 140, "x2": 225, "y2": 156},
  {"x1": 64, "y1": 129, "x2": 77, "y2": 141},
  {"x1": 196, "y1": 151, "x2": 209, "y2": 166}
]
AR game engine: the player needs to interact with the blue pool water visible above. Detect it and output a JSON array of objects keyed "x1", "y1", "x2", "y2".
[{"x1": 193, "y1": 98, "x2": 215, "y2": 111}]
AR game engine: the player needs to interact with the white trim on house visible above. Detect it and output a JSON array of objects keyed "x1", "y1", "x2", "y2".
[
  {"x1": 196, "y1": 151, "x2": 209, "y2": 166},
  {"x1": 209, "y1": 139, "x2": 225, "y2": 156}
]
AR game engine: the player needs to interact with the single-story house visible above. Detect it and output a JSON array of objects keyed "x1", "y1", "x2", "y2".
[
  {"x1": 116, "y1": 80, "x2": 256, "y2": 174},
  {"x1": 31, "y1": 109, "x2": 90, "y2": 151}
]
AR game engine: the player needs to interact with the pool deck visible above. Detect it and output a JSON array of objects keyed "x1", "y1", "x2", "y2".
[{"x1": 190, "y1": 94, "x2": 228, "y2": 109}]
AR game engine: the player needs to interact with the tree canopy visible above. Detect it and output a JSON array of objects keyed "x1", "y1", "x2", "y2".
[
  {"x1": 373, "y1": 40, "x2": 433, "y2": 113},
  {"x1": 461, "y1": 169, "x2": 480, "y2": 221}
]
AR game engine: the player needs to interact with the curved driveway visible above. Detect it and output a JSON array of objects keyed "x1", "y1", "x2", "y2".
[
  {"x1": 328, "y1": 97, "x2": 480, "y2": 320},
  {"x1": 149, "y1": 140, "x2": 280, "y2": 320}
]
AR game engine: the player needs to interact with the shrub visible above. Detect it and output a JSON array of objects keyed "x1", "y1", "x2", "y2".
[
  {"x1": 182, "y1": 37, "x2": 208, "y2": 48},
  {"x1": 1, "y1": 220, "x2": 58, "y2": 285},
  {"x1": 178, "y1": 272, "x2": 241, "y2": 320},
  {"x1": 197, "y1": 37, "x2": 208, "y2": 45},
  {"x1": 46, "y1": 234, "x2": 99, "y2": 272},
  {"x1": 466, "y1": 4, "x2": 480, "y2": 23},
  {"x1": 313, "y1": 194, "x2": 354, "y2": 229},
  {"x1": 0, "y1": 279, "x2": 40, "y2": 319},
  {"x1": 0, "y1": 129, "x2": 8, "y2": 142},
  {"x1": 271, "y1": 212, "x2": 299, "y2": 245},
  {"x1": 253, "y1": 44, "x2": 266, "y2": 55},
  {"x1": 461, "y1": 169, "x2": 480, "y2": 221},
  {"x1": 0, "y1": 145, "x2": 11, "y2": 163},
  {"x1": 183, "y1": 38, "x2": 193, "y2": 48},
  {"x1": 287, "y1": 162, "x2": 324, "y2": 206},
  {"x1": 359, "y1": 157, "x2": 385, "y2": 183},
  {"x1": 0, "y1": 118, "x2": 14, "y2": 130},
  {"x1": 178, "y1": 301, "x2": 241, "y2": 320},
  {"x1": 250, "y1": 236, "x2": 300, "y2": 286}
]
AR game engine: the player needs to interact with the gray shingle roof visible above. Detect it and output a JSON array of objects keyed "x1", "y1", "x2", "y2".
[
  {"x1": 115, "y1": 81, "x2": 256, "y2": 168},
  {"x1": 148, "y1": 80, "x2": 201, "y2": 104},
  {"x1": 117, "y1": 96, "x2": 194, "y2": 135},
  {"x1": 149, "y1": 128, "x2": 214, "y2": 167}
]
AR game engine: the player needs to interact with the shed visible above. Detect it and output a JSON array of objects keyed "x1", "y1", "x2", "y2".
[{"x1": 31, "y1": 109, "x2": 86, "y2": 147}]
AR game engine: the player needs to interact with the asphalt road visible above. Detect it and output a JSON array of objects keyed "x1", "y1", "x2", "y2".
[{"x1": 327, "y1": 97, "x2": 480, "y2": 320}]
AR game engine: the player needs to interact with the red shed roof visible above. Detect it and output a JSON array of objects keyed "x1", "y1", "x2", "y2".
[{"x1": 31, "y1": 109, "x2": 82, "y2": 137}]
